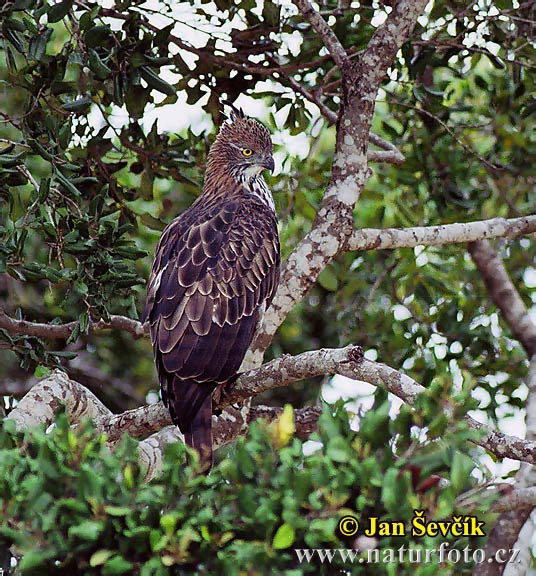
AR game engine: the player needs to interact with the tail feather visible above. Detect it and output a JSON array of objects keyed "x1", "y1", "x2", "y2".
[
  {"x1": 158, "y1": 372, "x2": 215, "y2": 472},
  {"x1": 184, "y1": 395, "x2": 213, "y2": 471}
]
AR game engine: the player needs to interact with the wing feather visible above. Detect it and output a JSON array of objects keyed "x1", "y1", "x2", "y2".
[{"x1": 143, "y1": 194, "x2": 280, "y2": 434}]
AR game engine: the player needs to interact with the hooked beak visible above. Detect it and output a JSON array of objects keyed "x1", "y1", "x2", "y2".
[{"x1": 261, "y1": 155, "x2": 275, "y2": 173}]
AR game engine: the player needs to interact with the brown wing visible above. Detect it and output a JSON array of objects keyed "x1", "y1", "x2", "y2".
[{"x1": 143, "y1": 194, "x2": 280, "y2": 432}]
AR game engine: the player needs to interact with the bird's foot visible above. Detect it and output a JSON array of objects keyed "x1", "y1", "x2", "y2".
[{"x1": 213, "y1": 374, "x2": 240, "y2": 413}]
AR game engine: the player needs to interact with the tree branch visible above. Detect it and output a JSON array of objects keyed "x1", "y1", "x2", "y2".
[
  {"x1": 349, "y1": 214, "x2": 536, "y2": 251},
  {"x1": 271, "y1": 56, "x2": 404, "y2": 164},
  {"x1": 366, "y1": 149, "x2": 405, "y2": 164},
  {"x1": 459, "y1": 484, "x2": 536, "y2": 515},
  {"x1": 474, "y1": 356, "x2": 536, "y2": 576},
  {"x1": 4, "y1": 369, "x2": 322, "y2": 480},
  {"x1": 468, "y1": 238, "x2": 536, "y2": 575},
  {"x1": 0, "y1": 308, "x2": 147, "y2": 340},
  {"x1": 291, "y1": 0, "x2": 347, "y2": 69},
  {"x1": 2, "y1": 217, "x2": 534, "y2": 346},
  {"x1": 468, "y1": 239, "x2": 536, "y2": 357},
  {"x1": 495, "y1": 486, "x2": 536, "y2": 511},
  {"x1": 10, "y1": 346, "x2": 536, "y2": 483}
]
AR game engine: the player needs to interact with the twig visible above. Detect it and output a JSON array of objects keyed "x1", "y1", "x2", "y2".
[
  {"x1": 468, "y1": 240, "x2": 536, "y2": 357},
  {"x1": 292, "y1": 0, "x2": 348, "y2": 69}
]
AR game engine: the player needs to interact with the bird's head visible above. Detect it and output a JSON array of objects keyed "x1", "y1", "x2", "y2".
[{"x1": 207, "y1": 103, "x2": 274, "y2": 184}]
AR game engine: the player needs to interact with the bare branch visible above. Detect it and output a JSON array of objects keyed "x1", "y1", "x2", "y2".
[
  {"x1": 367, "y1": 132, "x2": 405, "y2": 164},
  {"x1": 281, "y1": 67, "x2": 403, "y2": 165},
  {"x1": 7, "y1": 370, "x2": 111, "y2": 431},
  {"x1": 0, "y1": 308, "x2": 147, "y2": 340},
  {"x1": 469, "y1": 239, "x2": 536, "y2": 356},
  {"x1": 368, "y1": 132, "x2": 401, "y2": 154},
  {"x1": 233, "y1": 345, "x2": 362, "y2": 405},
  {"x1": 5, "y1": 369, "x2": 321, "y2": 480},
  {"x1": 240, "y1": 348, "x2": 536, "y2": 465},
  {"x1": 467, "y1": 236, "x2": 536, "y2": 574},
  {"x1": 292, "y1": 0, "x2": 347, "y2": 69},
  {"x1": 350, "y1": 214, "x2": 536, "y2": 251},
  {"x1": 94, "y1": 345, "x2": 360, "y2": 442},
  {"x1": 367, "y1": 149, "x2": 405, "y2": 164},
  {"x1": 459, "y1": 484, "x2": 536, "y2": 515},
  {"x1": 274, "y1": 63, "x2": 403, "y2": 164}
]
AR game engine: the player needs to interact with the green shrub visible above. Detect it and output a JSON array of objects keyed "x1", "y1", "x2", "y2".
[{"x1": 0, "y1": 399, "x2": 494, "y2": 575}]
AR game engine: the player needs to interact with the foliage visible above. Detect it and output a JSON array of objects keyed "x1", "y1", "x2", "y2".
[
  {"x1": 0, "y1": 0, "x2": 534, "y2": 410},
  {"x1": 1, "y1": 399, "x2": 493, "y2": 575}
]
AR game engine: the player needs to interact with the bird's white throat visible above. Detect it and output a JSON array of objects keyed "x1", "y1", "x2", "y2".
[{"x1": 241, "y1": 173, "x2": 276, "y2": 213}]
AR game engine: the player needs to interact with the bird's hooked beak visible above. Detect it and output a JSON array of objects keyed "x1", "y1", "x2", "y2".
[{"x1": 261, "y1": 155, "x2": 275, "y2": 173}]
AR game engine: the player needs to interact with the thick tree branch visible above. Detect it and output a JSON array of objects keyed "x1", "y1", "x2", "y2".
[
  {"x1": 495, "y1": 486, "x2": 536, "y2": 513},
  {"x1": 4, "y1": 369, "x2": 322, "y2": 480},
  {"x1": 10, "y1": 347, "x2": 536, "y2": 483},
  {"x1": 350, "y1": 214, "x2": 536, "y2": 251},
  {"x1": 469, "y1": 239, "x2": 536, "y2": 575},
  {"x1": 2, "y1": 217, "x2": 534, "y2": 346},
  {"x1": 469, "y1": 239, "x2": 536, "y2": 356},
  {"x1": 459, "y1": 484, "x2": 536, "y2": 514},
  {"x1": 6, "y1": 370, "x2": 112, "y2": 431}
]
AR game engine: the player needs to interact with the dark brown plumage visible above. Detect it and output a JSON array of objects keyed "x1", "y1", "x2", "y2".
[{"x1": 143, "y1": 105, "x2": 280, "y2": 469}]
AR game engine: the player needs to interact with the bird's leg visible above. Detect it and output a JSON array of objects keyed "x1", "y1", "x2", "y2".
[{"x1": 212, "y1": 374, "x2": 240, "y2": 413}]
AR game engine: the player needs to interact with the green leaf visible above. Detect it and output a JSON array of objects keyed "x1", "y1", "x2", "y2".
[
  {"x1": 272, "y1": 523, "x2": 295, "y2": 549},
  {"x1": 48, "y1": 0, "x2": 73, "y2": 23},
  {"x1": 326, "y1": 436, "x2": 351, "y2": 463},
  {"x1": 68, "y1": 520, "x2": 103, "y2": 541},
  {"x1": 34, "y1": 365, "x2": 51, "y2": 379},
  {"x1": 90, "y1": 550, "x2": 114, "y2": 567},
  {"x1": 318, "y1": 268, "x2": 338, "y2": 291},
  {"x1": 18, "y1": 550, "x2": 56, "y2": 571},
  {"x1": 103, "y1": 556, "x2": 133, "y2": 575},
  {"x1": 153, "y1": 23, "x2": 174, "y2": 47},
  {"x1": 139, "y1": 66, "x2": 176, "y2": 96},
  {"x1": 61, "y1": 95, "x2": 92, "y2": 113},
  {"x1": 381, "y1": 468, "x2": 400, "y2": 513},
  {"x1": 160, "y1": 513, "x2": 177, "y2": 535},
  {"x1": 89, "y1": 48, "x2": 112, "y2": 79},
  {"x1": 450, "y1": 451, "x2": 472, "y2": 491},
  {"x1": 13, "y1": 0, "x2": 35, "y2": 9},
  {"x1": 29, "y1": 27, "x2": 52, "y2": 61},
  {"x1": 84, "y1": 25, "x2": 111, "y2": 48},
  {"x1": 104, "y1": 505, "x2": 131, "y2": 516},
  {"x1": 39, "y1": 177, "x2": 51, "y2": 201}
]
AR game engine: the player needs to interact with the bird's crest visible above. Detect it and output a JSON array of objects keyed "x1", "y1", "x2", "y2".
[
  {"x1": 216, "y1": 98, "x2": 272, "y2": 154},
  {"x1": 220, "y1": 98, "x2": 245, "y2": 123}
]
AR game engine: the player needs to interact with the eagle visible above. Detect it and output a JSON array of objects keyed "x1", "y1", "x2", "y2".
[{"x1": 143, "y1": 104, "x2": 280, "y2": 469}]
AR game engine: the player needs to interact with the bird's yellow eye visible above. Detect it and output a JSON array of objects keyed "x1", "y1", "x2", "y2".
[{"x1": 242, "y1": 148, "x2": 253, "y2": 157}]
